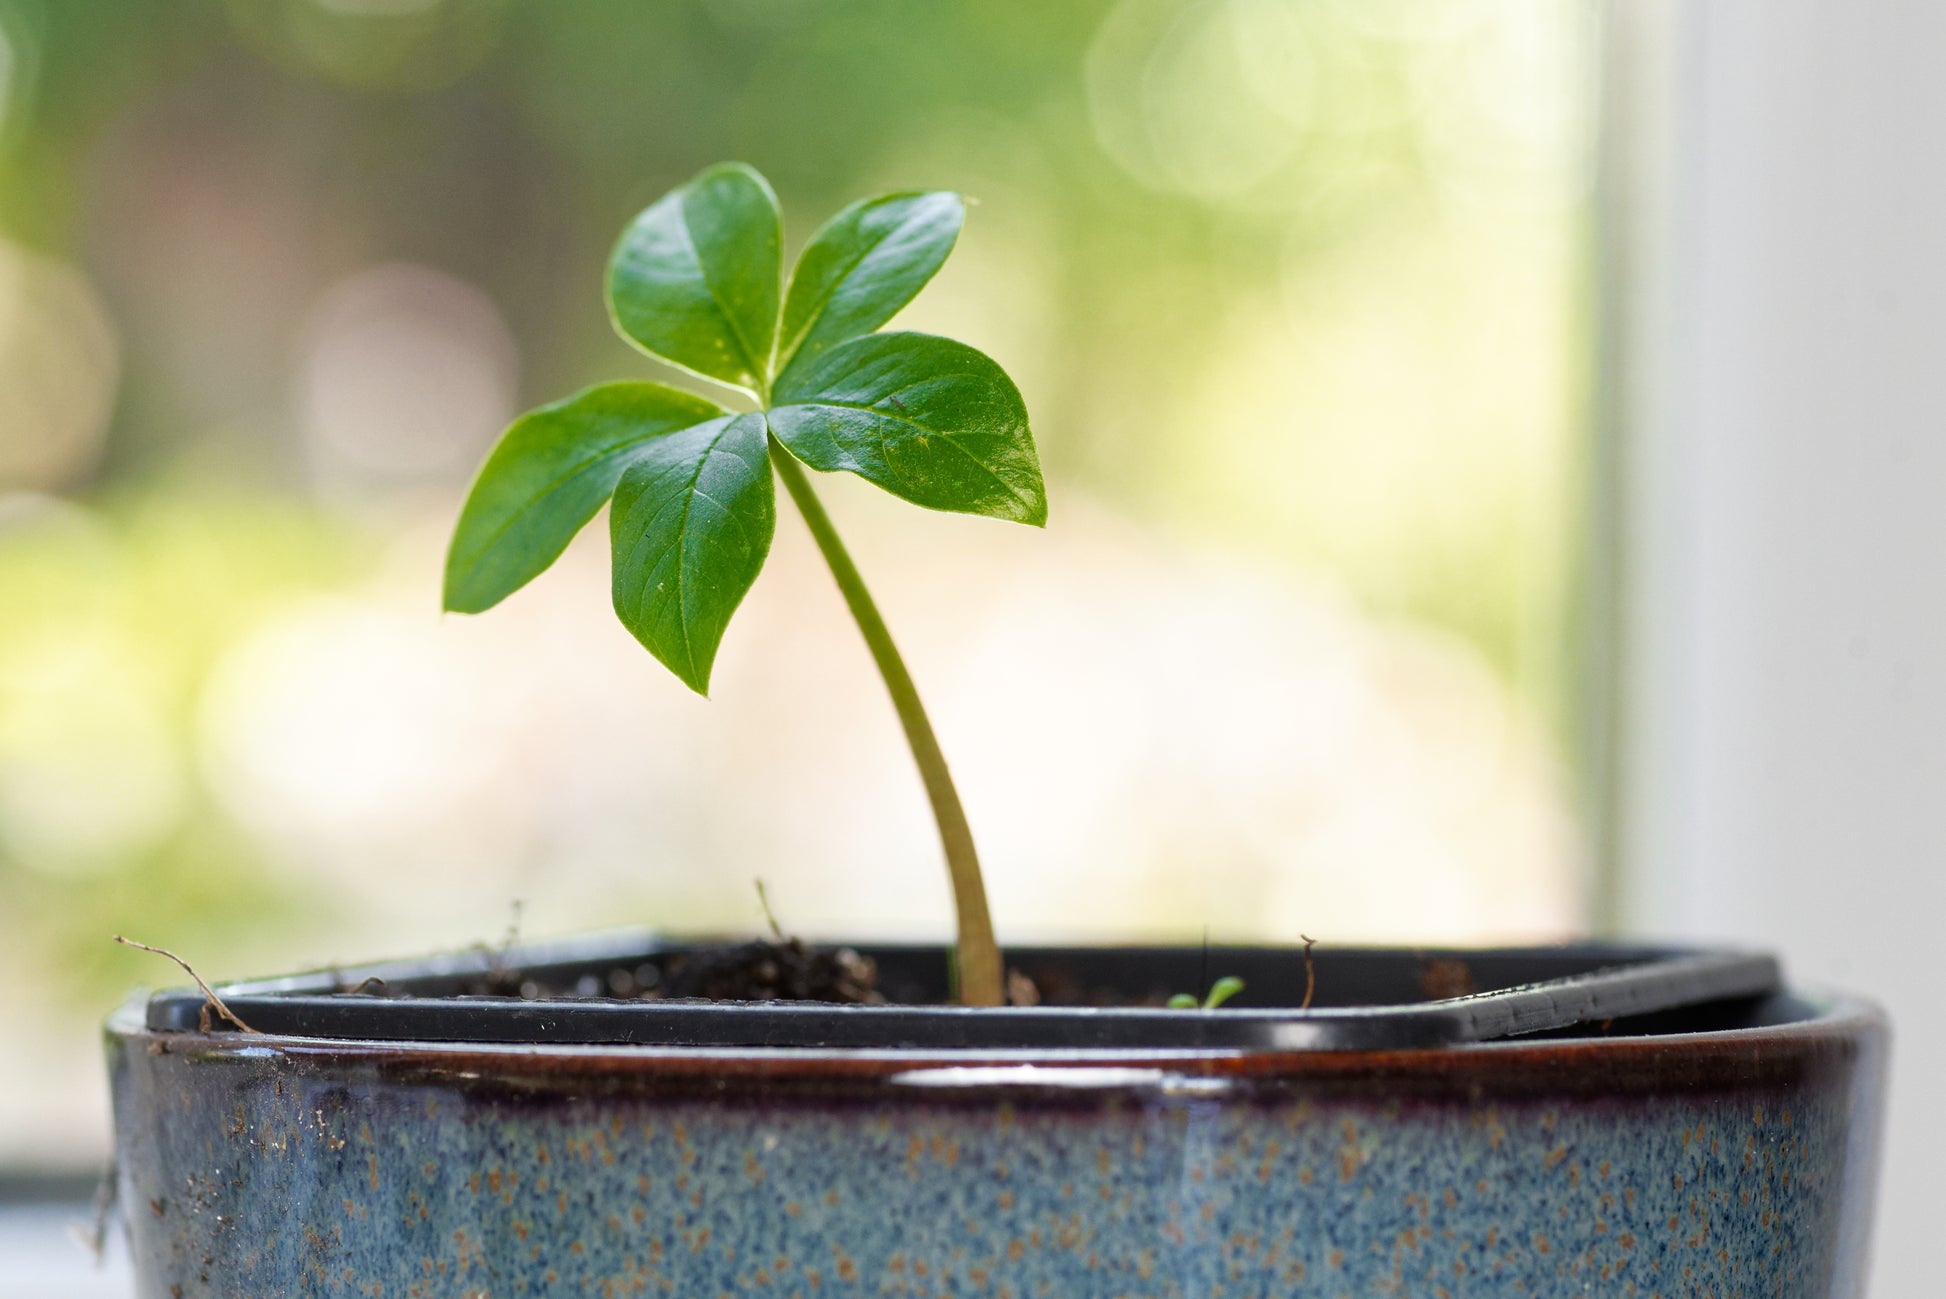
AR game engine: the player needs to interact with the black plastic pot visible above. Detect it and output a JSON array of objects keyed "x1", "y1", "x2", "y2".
[
  {"x1": 108, "y1": 935, "x2": 1884, "y2": 1297},
  {"x1": 144, "y1": 931, "x2": 1780, "y2": 1050}
]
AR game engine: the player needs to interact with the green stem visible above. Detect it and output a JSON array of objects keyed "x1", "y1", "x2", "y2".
[{"x1": 767, "y1": 435, "x2": 1004, "y2": 1006}]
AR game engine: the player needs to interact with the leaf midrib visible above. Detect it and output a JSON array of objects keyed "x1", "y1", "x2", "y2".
[
  {"x1": 620, "y1": 419, "x2": 764, "y2": 680},
  {"x1": 456, "y1": 433, "x2": 662, "y2": 595},
  {"x1": 774, "y1": 397, "x2": 1033, "y2": 513},
  {"x1": 777, "y1": 211, "x2": 906, "y2": 375},
  {"x1": 679, "y1": 192, "x2": 769, "y2": 389}
]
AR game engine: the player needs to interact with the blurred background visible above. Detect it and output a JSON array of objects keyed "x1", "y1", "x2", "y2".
[
  {"x1": 7, "y1": 0, "x2": 1935, "y2": 1293},
  {"x1": 0, "y1": 0, "x2": 1597, "y2": 1176}
]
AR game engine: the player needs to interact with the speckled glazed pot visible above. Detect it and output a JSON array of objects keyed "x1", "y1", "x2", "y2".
[{"x1": 107, "y1": 985, "x2": 1884, "y2": 1298}]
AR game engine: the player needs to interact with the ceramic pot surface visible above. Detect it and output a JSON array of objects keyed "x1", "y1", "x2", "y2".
[{"x1": 106, "y1": 990, "x2": 1884, "y2": 1298}]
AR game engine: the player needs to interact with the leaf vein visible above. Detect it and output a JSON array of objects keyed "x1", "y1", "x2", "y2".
[
  {"x1": 674, "y1": 202, "x2": 766, "y2": 386},
  {"x1": 779, "y1": 216, "x2": 904, "y2": 365},
  {"x1": 780, "y1": 400, "x2": 1034, "y2": 511}
]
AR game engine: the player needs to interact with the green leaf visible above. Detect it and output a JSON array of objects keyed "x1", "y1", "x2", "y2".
[
  {"x1": 768, "y1": 332, "x2": 1046, "y2": 525},
  {"x1": 606, "y1": 162, "x2": 782, "y2": 393},
  {"x1": 1203, "y1": 976, "x2": 1245, "y2": 1010},
  {"x1": 609, "y1": 411, "x2": 775, "y2": 694},
  {"x1": 444, "y1": 383, "x2": 729, "y2": 614},
  {"x1": 777, "y1": 191, "x2": 963, "y2": 383}
]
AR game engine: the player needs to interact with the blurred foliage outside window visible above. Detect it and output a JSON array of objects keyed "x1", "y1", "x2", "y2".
[{"x1": 0, "y1": 0, "x2": 1597, "y2": 1168}]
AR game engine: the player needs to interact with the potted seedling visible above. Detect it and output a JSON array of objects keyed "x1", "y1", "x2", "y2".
[{"x1": 108, "y1": 164, "x2": 1886, "y2": 1298}]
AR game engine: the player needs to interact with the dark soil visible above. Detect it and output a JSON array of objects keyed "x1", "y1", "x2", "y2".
[
  {"x1": 445, "y1": 937, "x2": 1360, "y2": 1010},
  {"x1": 1001, "y1": 957, "x2": 1167, "y2": 1008},
  {"x1": 1417, "y1": 955, "x2": 1478, "y2": 1001},
  {"x1": 460, "y1": 939, "x2": 888, "y2": 1005},
  {"x1": 453, "y1": 941, "x2": 1302, "y2": 1009},
  {"x1": 657, "y1": 939, "x2": 884, "y2": 1003}
]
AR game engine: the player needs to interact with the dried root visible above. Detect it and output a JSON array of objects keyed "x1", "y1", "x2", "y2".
[{"x1": 114, "y1": 935, "x2": 259, "y2": 1034}]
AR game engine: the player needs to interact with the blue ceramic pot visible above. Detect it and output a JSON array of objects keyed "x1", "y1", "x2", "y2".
[{"x1": 106, "y1": 975, "x2": 1884, "y2": 1298}]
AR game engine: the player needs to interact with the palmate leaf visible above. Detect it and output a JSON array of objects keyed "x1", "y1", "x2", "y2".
[
  {"x1": 444, "y1": 383, "x2": 730, "y2": 614},
  {"x1": 606, "y1": 163, "x2": 781, "y2": 394},
  {"x1": 451, "y1": 164, "x2": 1044, "y2": 705},
  {"x1": 777, "y1": 191, "x2": 963, "y2": 384},
  {"x1": 769, "y1": 332, "x2": 1046, "y2": 525},
  {"x1": 609, "y1": 411, "x2": 775, "y2": 694},
  {"x1": 445, "y1": 161, "x2": 1042, "y2": 1008}
]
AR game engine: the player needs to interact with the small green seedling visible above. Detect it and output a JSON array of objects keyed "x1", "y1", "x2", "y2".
[
  {"x1": 444, "y1": 163, "x2": 1045, "y2": 1007},
  {"x1": 1168, "y1": 975, "x2": 1246, "y2": 1011}
]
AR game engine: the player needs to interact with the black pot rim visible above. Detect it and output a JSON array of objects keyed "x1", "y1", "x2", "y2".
[{"x1": 129, "y1": 931, "x2": 1789, "y2": 1054}]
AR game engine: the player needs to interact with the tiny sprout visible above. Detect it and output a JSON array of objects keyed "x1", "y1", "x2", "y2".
[{"x1": 1169, "y1": 975, "x2": 1247, "y2": 1011}]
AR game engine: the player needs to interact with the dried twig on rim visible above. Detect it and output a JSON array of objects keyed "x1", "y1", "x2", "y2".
[
  {"x1": 114, "y1": 936, "x2": 260, "y2": 1035},
  {"x1": 1299, "y1": 934, "x2": 1318, "y2": 1011},
  {"x1": 754, "y1": 878, "x2": 787, "y2": 943}
]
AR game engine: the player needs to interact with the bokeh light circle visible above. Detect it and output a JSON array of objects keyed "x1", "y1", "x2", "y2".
[
  {"x1": 297, "y1": 263, "x2": 518, "y2": 488},
  {"x1": 0, "y1": 242, "x2": 121, "y2": 491},
  {"x1": 1086, "y1": 0, "x2": 1316, "y2": 202}
]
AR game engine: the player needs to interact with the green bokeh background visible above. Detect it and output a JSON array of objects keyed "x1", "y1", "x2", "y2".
[{"x1": 0, "y1": 0, "x2": 1595, "y2": 1163}]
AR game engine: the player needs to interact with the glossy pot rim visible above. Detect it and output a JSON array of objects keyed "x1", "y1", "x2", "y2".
[{"x1": 105, "y1": 988, "x2": 1883, "y2": 1103}]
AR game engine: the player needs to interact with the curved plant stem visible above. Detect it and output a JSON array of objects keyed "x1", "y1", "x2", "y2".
[{"x1": 767, "y1": 435, "x2": 1003, "y2": 1006}]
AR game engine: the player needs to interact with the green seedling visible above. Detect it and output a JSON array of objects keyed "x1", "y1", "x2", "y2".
[
  {"x1": 444, "y1": 163, "x2": 1045, "y2": 1007},
  {"x1": 1168, "y1": 975, "x2": 1246, "y2": 1011}
]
